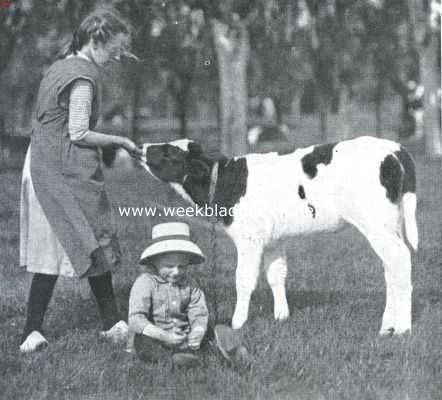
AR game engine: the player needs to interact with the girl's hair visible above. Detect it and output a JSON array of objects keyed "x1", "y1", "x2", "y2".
[{"x1": 57, "y1": 9, "x2": 132, "y2": 60}]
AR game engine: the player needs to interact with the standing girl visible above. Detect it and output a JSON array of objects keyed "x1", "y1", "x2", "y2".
[{"x1": 19, "y1": 9, "x2": 143, "y2": 352}]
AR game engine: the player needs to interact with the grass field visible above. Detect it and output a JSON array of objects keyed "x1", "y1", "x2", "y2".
[{"x1": 0, "y1": 129, "x2": 441, "y2": 399}]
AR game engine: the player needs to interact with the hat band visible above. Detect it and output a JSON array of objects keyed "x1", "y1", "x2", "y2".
[{"x1": 150, "y1": 234, "x2": 193, "y2": 244}]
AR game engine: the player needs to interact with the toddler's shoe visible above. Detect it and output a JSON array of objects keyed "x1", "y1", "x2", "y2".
[
  {"x1": 100, "y1": 320, "x2": 128, "y2": 344},
  {"x1": 20, "y1": 331, "x2": 48, "y2": 353}
]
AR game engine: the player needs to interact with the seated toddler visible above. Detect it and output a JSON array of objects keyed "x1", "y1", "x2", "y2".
[{"x1": 127, "y1": 222, "x2": 208, "y2": 367}]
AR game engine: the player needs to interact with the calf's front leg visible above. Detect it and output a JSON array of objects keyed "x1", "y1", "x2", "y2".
[{"x1": 231, "y1": 243, "x2": 262, "y2": 329}]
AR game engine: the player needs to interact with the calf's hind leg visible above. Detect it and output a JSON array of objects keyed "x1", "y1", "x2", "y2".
[
  {"x1": 350, "y1": 219, "x2": 413, "y2": 335},
  {"x1": 375, "y1": 233, "x2": 412, "y2": 335},
  {"x1": 263, "y1": 244, "x2": 289, "y2": 321}
]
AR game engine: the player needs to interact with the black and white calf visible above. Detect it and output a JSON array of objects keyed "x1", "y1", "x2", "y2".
[{"x1": 111, "y1": 136, "x2": 418, "y2": 335}]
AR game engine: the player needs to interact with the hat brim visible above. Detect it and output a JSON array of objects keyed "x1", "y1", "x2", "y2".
[{"x1": 140, "y1": 239, "x2": 205, "y2": 265}]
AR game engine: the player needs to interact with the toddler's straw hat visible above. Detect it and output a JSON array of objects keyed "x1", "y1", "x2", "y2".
[{"x1": 140, "y1": 222, "x2": 205, "y2": 265}]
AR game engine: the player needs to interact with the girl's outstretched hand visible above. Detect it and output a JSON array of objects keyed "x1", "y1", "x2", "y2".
[{"x1": 120, "y1": 137, "x2": 144, "y2": 159}]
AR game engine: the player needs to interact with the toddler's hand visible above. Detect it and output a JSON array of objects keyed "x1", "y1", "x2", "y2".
[
  {"x1": 187, "y1": 326, "x2": 205, "y2": 350},
  {"x1": 163, "y1": 332, "x2": 186, "y2": 348},
  {"x1": 163, "y1": 321, "x2": 190, "y2": 335}
]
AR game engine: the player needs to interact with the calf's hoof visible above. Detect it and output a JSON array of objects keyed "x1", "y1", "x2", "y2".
[
  {"x1": 379, "y1": 326, "x2": 411, "y2": 336},
  {"x1": 274, "y1": 307, "x2": 290, "y2": 321},
  {"x1": 231, "y1": 315, "x2": 247, "y2": 330}
]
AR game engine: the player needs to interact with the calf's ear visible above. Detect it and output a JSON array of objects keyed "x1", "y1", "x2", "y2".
[
  {"x1": 188, "y1": 159, "x2": 210, "y2": 180},
  {"x1": 188, "y1": 142, "x2": 203, "y2": 155},
  {"x1": 205, "y1": 149, "x2": 228, "y2": 163}
]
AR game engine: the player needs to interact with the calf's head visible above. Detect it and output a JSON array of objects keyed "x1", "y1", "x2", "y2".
[{"x1": 141, "y1": 139, "x2": 222, "y2": 204}]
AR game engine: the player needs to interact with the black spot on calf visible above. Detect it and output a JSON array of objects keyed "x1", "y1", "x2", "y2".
[
  {"x1": 380, "y1": 154, "x2": 403, "y2": 203},
  {"x1": 301, "y1": 143, "x2": 336, "y2": 178},
  {"x1": 183, "y1": 157, "x2": 248, "y2": 226},
  {"x1": 298, "y1": 185, "x2": 306, "y2": 199},
  {"x1": 214, "y1": 158, "x2": 248, "y2": 226}
]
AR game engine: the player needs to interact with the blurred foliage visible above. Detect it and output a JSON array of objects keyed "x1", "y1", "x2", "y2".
[{"x1": 0, "y1": 0, "x2": 439, "y2": 140}]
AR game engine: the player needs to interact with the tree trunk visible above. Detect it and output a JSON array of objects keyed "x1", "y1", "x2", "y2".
[
  {"x1": 212, "y1": 19, "x2": 249, "y2": 157},
  {"x1": 338, "y1": 85, "x2": 352, "y2": 140},
  {"x1": 421, "y1": 30, "x2": 441, "y2": 157},
  {"x1": 126, "y1": 87, "x2": 138, "y2": 142},
  {"x1": 127, "y1": 66, "x2": 142, "y2": 143},
  {"x1": 375, "y1": 76, "x2": 384, "y2": 137},
  {"x1": 174, "y1": 77, "x2": 191, "y2": 139},
  {"x1": 375, "y1": 98, "x2": 382, "y2": 138},
  {"x1": 177, "y1": 92, "x2": 188, "y2": 139},
  {"x1": 318, "y1": 96, "x2": 328, "y2": 142},
  {"x1": 399, "y1": 93, "x2": 417, "y2": 138},
  {"x1": 0, "y1": 116, "x2": 5, "y2": 168},
  {"x1": 273, "y1": 97, "x2": 283, "y2": 126}
]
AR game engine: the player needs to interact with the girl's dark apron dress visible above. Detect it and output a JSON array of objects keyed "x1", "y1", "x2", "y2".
[{"x1": 20, "y1": 56, "x2": 120, "y2": 278}]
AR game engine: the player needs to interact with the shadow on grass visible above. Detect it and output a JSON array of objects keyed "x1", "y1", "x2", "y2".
[{"x1": 249, "y1": 287, "x2": 373, "y2": 316}]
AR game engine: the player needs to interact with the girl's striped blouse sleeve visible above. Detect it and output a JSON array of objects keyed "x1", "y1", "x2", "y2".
[{"x1": 68, "y1": 79, "x2": 94, "y2": 142}]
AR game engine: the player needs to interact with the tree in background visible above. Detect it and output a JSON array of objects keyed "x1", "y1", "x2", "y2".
[
  {"x1": 0, "y1": 1, "x2": 26, "y2": 75},
  {"x1": 0, "y1": 1, "x2": 27, "y2": 138},
  {"x1": 153, "y1": 2, "x2": 206, "y2": 138},
  {"x1": 360, "y1": 0, "x2": 439, "y2": 144},
  {"x1": 0, "y1": 1, "x2": 106, "y2": 131},
  {"x1": 109, "y1": 0, "x2": 156, "y2": 141},
  {"x1": 302, "y1": 0, "x2": 339, "y2": 141},
  {"x1": 195, "y1": 0, "x2": 255, "y2": 156},
  {"x1": 296, "y1": 0, "x2": 429, "y2": 142},
  {"x1": 332, "y1": 0, "x2": 363, "y2": 140},
  {"x1": 249, "y1": 1, "x2": 306, "y2": 125},
  {"x1": 289, "y1": 0, "x2": 370, "y2": 141},
  {"x1": 111, "y1": 0, "x2": 210, "y2": 140},
  {"x1": 1, "y1": 0, "x2": 440, "y2": 157},
  {"x1": 419, "y1": 0, "x2": 441, "y2": 157},
  {"x1": 357, "y1": 1, "x2": 399, "y2": 137},
  {"x1": 371, "y1": 0, "x2": 419, "y2": 139}
]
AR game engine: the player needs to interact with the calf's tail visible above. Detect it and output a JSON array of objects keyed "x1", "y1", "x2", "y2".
[
  {"x1": 396, "y1": 146, "x2": 418, "y2": 252},
  {"x1": 402, "y1": 192, "x2": 418, "y2": 252}
]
